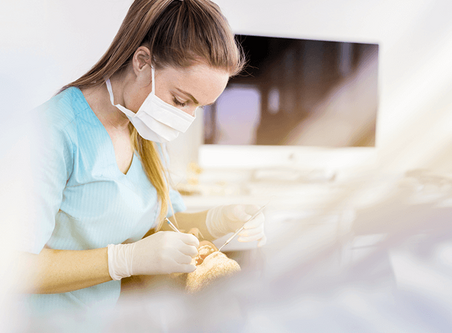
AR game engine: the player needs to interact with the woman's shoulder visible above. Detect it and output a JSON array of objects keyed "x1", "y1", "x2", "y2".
[{"x1": 33, "y1": 87, "x2": 90, "y2": 131}]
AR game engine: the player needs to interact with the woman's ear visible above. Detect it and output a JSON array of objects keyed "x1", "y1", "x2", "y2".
[{"x1": 132, "y1": 46, "x2": 152, "y2": 86}]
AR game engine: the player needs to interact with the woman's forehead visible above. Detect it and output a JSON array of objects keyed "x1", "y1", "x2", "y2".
[{"x1": 158, "y1": 64, "x2": 229, "y2": 105}]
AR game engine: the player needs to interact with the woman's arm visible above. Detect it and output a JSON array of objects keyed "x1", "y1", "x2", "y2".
[
  {"x1": 19, "y1": 248, "x2": 111, "y2": 294},
  {"x1": 20, "y1": 230, "x2": 200, "y2": 294}
]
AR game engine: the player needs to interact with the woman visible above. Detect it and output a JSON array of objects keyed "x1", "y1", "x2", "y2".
[{"x1": 21, "y1": 0, "x2": 266, "y2": 314}]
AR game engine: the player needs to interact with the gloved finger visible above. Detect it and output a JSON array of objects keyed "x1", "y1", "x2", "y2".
[
  {"x1": 238, "y1": 232, "x2": 265, "y2": 243},
  {"x1": 257, "y1": 235, "x2": 267, "y2": 247},
  {"x1": 231, "y1": 204, "x2": 252, "y2": 221},
  {"x1": 243, "y1": 204, "x2": 261, "y2": 216},
  {"x1": 243, "y1": 213, "x2": 265, "y2": 229},
  {"x1": 172, "y1": 251, "x2": 194, "y2": 265},
  {"x1": 239, "y1": 224, "x2": 264, "y2": 237},
  {"x1": 179, "y1": 244, "x2": 198, "y2": 257},
  {"x1": 234, "y1": 204, "x2": 264, "y2": 223},
  {"x1": 177, "y1": 264, "x2": 197, "y2": 273},
  {"x1": 178, "y1": 233, "x2": 200, "y2": 247}
]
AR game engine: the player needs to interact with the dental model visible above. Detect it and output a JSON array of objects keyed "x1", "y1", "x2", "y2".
[{"x1": 185, "y1": 237, "x2": 241, "y2": 293}]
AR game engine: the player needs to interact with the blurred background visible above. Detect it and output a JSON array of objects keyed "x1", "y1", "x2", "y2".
[
  {"x1": 204, "y1": 36, "x2": 378, "y2": 147},
  {"x1": 2, "y1": 0, "x2": 452, "y2": 331}
]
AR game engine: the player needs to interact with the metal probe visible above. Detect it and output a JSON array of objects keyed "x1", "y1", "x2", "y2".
[
  {"x1": 218, "y1": 204, "x2": 268, "y2": 252},
  {"x1": 165, "y1": 217, "x2": 182, "y2": 233}
]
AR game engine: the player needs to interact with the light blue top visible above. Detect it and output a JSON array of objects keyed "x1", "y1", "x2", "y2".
[{"x1": 23, "y1": 87, "x2": 186, "y2": 314}]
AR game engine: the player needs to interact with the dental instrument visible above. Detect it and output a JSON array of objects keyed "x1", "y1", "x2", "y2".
[{"x1": 218, "y1": 204, "x2": 268, "y2": 252}]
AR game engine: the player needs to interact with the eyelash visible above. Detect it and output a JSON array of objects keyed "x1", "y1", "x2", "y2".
[{"x1": 173, "y1": 97, "x2": 187, "y2": 107}]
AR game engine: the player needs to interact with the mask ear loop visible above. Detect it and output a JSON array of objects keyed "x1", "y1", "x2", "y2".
[
  {"x1": 105, "y1": 79, "x2": 116, "y2": 105},
  {"x1": 151, "y1": 65, "x2": 156, "y2": 95}
]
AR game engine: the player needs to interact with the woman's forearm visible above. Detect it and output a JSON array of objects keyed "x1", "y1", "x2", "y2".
[
  {"x1": 20, "y1": 247, "x2": 111, "y2": 294},
  {"x1": 22, "y1": 212, "x2": 211, "y2": 294}
]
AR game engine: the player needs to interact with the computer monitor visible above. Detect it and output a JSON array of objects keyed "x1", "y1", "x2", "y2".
[{"x1": 199, "y1": 34, "x2": 379, "y2": 170}]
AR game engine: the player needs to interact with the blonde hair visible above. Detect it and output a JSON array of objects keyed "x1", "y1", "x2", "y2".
[{"x1": 60, "y1": 0, "x2": 245, "y2": 230}]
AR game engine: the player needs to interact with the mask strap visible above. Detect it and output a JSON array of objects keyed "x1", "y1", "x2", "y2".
[
  {"x1": 151, "y1": 66, "x2": 156, "y2": 95},
  {"x1": 105, "y1": 79, "x2": 115, "y2": 105}
]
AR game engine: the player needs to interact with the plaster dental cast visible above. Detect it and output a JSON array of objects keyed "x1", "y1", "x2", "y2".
[{"x1": 20, "y1": 0, "x2": 266, "y2": 313}]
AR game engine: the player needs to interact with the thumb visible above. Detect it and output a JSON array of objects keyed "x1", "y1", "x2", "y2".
[
  {"x1": 232, "y1": 205, "x2": 252, "y2": 222},
  {"x1": 179, "y1": 264, "x2": 197, "y2": 273}
]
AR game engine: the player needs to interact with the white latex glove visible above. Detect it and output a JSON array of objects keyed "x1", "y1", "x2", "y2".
[
  {"x1": 107, "y1": 231, "x2": 199, "y2": 280},
  {"x1": 206, "y1": 204, "x2": 267, "y2": 247}
]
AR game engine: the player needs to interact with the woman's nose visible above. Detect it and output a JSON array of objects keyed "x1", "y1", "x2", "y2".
[{"x1": 186, "y1": 107, "x2": 198, "y2": 117}]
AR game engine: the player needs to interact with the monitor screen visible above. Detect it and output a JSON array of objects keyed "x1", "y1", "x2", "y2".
[{"x1": 203, "y1": 34, "x2": 379, "y2": 148}]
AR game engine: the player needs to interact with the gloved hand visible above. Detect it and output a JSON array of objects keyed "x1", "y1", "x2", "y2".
[
  {"x1": 206, "y1": 204, "x2": 267, "y2": 247},
  {"x1": 107, "y1": 231, "x2": 199, "y2": 280}
]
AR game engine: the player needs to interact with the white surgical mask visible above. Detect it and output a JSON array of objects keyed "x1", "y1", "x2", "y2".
[{"x1": 105, "y1": 66, "x2": 196, "y2": 142}]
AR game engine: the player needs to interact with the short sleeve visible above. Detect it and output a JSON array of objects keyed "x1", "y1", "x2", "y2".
[
  {"x1": 19, "y1": 108, "x2": 74, "y2": 254},
  {"x1": 167, "y1": 187, "x2": 186, "y2": 217}
]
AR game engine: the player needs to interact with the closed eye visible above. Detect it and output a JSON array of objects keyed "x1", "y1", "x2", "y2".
[{"x1": 173, "y1": 97, "x2": 187, "y2": 107}]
